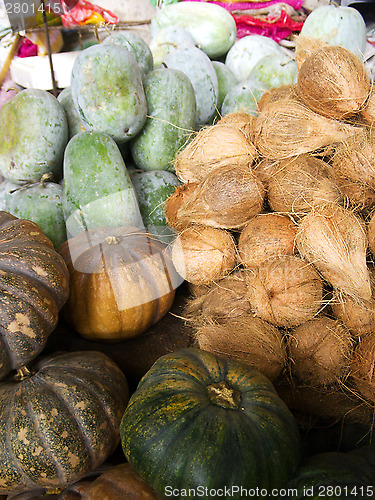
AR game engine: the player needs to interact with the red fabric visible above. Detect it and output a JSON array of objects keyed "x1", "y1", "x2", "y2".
[
  {"x1": 233, "y1": 10, "x2": 305, "y2": 42},
  {"x1": 17, "y1": 38, "x2": 38, "y2": 58},
  {"x1": 58, "y1": 0, "x2": 119, "y2": 27}
]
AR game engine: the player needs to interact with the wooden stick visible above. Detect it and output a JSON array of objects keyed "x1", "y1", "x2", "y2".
[
  {"x1": 41, "y1": 0, "x2": 58, "y2": 96},
  {"x1": 0, "y1": 33, "x2": 22, "y2": 89}
]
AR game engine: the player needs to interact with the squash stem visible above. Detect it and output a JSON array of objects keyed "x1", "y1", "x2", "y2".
[
  {"x1": 15, "y1": 366, "x2": 34, "y2": 381},
  {"x1": 206, "y1": 381, "x2": 241, "y2": 409}
]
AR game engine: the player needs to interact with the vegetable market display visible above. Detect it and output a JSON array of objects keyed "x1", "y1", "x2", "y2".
[{"x1": 0, "y1": 0, "x2": 375, "y2": 497}]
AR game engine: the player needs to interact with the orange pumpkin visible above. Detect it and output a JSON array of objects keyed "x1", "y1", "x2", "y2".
[{"x1": 58, "y1": 226, "x2": 182, "y2": 342}]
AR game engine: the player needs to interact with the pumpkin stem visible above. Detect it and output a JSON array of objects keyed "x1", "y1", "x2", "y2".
[
  {"x1": 104, "y1": 236, "x2": 121, "y2": 245},
  {"x1": 206, "y1": 381, "x2": 241, "y2": 410},
  {"x1": 15, "y1": 366, "x2": 34, "y2": 381}
]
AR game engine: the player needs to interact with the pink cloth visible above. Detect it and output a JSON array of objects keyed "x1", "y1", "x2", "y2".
[{"x1": 183, "y1": 0, "x2": 304, "y2": 11}]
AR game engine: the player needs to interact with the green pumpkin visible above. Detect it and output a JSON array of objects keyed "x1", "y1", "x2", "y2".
[
  {"x1": 283, "y1": 451, "x2": 374, "y2": 499},
  {"x1": 0, "y1": 350, "x2": 129, "y2": 495},
  {"x1": 121, "y1": 347, "x2": 301, "y2": 499},
  {"x1": 0, "y1": 211, "x2": 69, "y2": 381}
]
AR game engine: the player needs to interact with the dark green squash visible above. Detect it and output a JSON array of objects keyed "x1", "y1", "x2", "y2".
[
  {"x1": 0, "y1": 351, "x2": 129, "y2": 495},
  {"x1": 282, "y1": 451, "x2": 374, "y2": 499},
  {"x1": 121, "y1": 347, "x2": 301, "y2": 499},
  {"x1": 0, "y1": 211, "x2": 69, "y2": 381}
]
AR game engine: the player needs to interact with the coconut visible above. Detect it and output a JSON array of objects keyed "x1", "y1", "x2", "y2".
[
  {"x1": 238, "y1": 213, "x2": 297, "y2": 268},
  {"x1": 170, "y1": 163, "x2": 265, "y2": 230},
  {"x1": 252, "y1": 157, "x2": 283, "y2": 188},
  {"x1": 257, "y1": 84, "x2": 294, "y2": 112},
  {"x1": 246, "y1": 255, "x2": 324, "y2": 328},
  {"x1": 253, "y1": 97, "x2": 359, "y2": 160},
  {"x1": 368, "y1": 210, "x2": 375, "y2": 258},
  {"x1": 331, "y1": 287, "x2": 375, "y2": 338},
  {"x1": 170, "y1": 225, "x2": 237, "y2": 285},
  {"x1": 296, "y1": 45, "x2": 371, "y2": 121},
  {"x1": 350, "y1": 333, "x2": 375, "y2": 404},
  {"x1": 296, "y1": 203, "x2": 371, "y2": 301},
  {"x1": 195, "y1": 315, "x2": 287, "y2": 381},
  {"x1": 288, "y1": 316, "x2": 354, "y2": 387},
  {"x1": 164, "y1": 182, "x2": 199, "y2": 231},
  {"x1": 217, "y1": 110, "x2": 254, "y2": 142},
  {"x1": 267, "y1": 154, "x2": 342, "y2": 215},
  {"x1": 174, "y1": 123, "x2": 257, "y2": 183},
  {"x1": 362, "y1": 87, "x2": 375, "y2": 126},
  {"x1": 294, "y1": 35, "x2": 329, "y2": 71},
  {"x1": 184, "y1": 269, "x2": 251, "y2": 323},
  {"x1": 330, "y1": 127, "x2": 375, "y2": 210}
]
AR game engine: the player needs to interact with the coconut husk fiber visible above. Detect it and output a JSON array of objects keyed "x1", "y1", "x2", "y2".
[
  {"x1": 288, "y1": 316, "x2": 354, "y2": 387},
  {"x1": 217, "y1": 110, "x2": 255, "y2": 142},
  {"x1": 330, "y1": 127, "x2": 375, "y2": 210},
  {"x1": 296, "y1": 203, "x2": 371, "y2": 302},
  {"x1": 253, "y1": 97, "x2": 359, "y2": 160},
  {"x1": 331, "y1": 288, "x2": 375, "y2": 339},
  {"x1": 238, "y1": 213, "x2": 297, "y2": 268},
  {"x1": 246, "y1": 255, "x2": 324, "y2": 328},
  {"x1": 184, "y1": 269, "x2": 251, "y2": 324},
  {"x1": 294, "y1": 35, "x2": 329, "y2": 71},
  {"x1": 195, "y1": 314, "x2": 287, "y2": 381},
  {"x1": 170, "y1": 225, "x2": 237, "y2": 285},
  {"x1": 167, "y1": 163, "x2": 265, "y2": 230},
  {"x1": 296, "y1": 45, "x2": 371, "y2": 121},
  {"x1": 174, "y1": 122, "x2": 257, "y2": 183},
  {"x1": 257, "y1": 84, "x2": 294, "y2": 113},
  {"x1": 350, "y1": 332, "x2": 375, "y2": 405},
  {"x1": 164, "y1": 182, "x2": 199, "y2": 232},
  {"x1": 266, "y1": 154, "x2": 342, "y2": 216}
]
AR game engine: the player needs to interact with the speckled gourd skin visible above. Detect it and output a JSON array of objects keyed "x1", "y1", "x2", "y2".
[
  {"x1": 130, "y1": 68, "x2": 196, "y2": 172},
  {"x1": 121, "y1": 348, "x2": 301, "y2": 498},
  {"x1": 0, "y1": 350, "x2": 129, "y2": 495},
  {"x1": 0, "y1": 89, "x2": 68, "y2": 184},
  {"x1": 70, "y1": 44, "x2": 147, "y2": 144},
  {"x1": 0, "y1": 212, "x2": 69, "y2": 381},
  {"x1": 63, "y1": 132, "x2": 143, "y2": 238}
]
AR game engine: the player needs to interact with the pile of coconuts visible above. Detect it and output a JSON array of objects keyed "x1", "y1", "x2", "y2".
[{"x1": 165, "y1": 35, "x2": 375, "y2": 426}]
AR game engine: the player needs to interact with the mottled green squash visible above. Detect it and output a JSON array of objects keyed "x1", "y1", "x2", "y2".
[
  {"x1": 131, "y1": 170, "x2": 181, "y2": 242},
  {"x1": 0, "y1": 89, "x2": 68, "y2": 183},
  {"x1": 63, "y1": 132, "x2": 144, "y2": 238},
  {"x1": 102, "y1": 30, "x2": 153, "y2": 83},
  {"x1": 0, "y1": 211, "x2": 69, "y2": 381},
  {"x1": 70, "y1": 44, "x2": 147, "y2": 144},
  {"x1": 121, "y1": 348, "x2": 301, "y2": 499},
  {"x1": 0, "y1": 351, "x2": 129, "y2": 495},
  {"x1": 57, "y1": 87, "x2": 86, "y2": 139},
  {"x1": 130, "y1": 68, "x2": 196, "y2": 172},
  {"x1": 2, "y1": 175, "x2": 66, "y2": 248}
]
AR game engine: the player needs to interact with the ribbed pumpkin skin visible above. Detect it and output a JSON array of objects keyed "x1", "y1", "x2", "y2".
[
  {"x1": 0, "y1": 212, "x2": 69, "y2": 380},
  {"x1": 121, "y1": 348, "x2": 301, "y2": 498},
  {"x1": 0, "y1": 351, "x2": 129, "y2": 495},
  {"x1": 283, "y1": 452, "x2": 374, "y2": 499},
  {"x1": 58, "y1": 226, "x2": 182, "y2": 342}
]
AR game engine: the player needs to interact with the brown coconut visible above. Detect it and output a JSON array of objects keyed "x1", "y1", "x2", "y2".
[
  {"x1": 174, "y1": 123, "x2": 257, "y2": 183},
  {"x1": 195, "y1": 315, "x2": 287, "y2": 381},
  {"x1": 296, "y1": 45, "x2": 371, "y2": 121},
  {"x1": 170, "y1": 225, "x2": 237, "y2": 285},
  {"x1": 252, "y1": 157, "x2": 283, "y2": 188},
  {"x1": 217, "y1": 110, "x2": 255, "y2": 142},
  {"x1": 184, "y1": 269, "x2": 251, "y2": 323},
  {"x1": 164, "y1": 182, "x2": 199, "y2": 231},
  {"x1": 294, "y1": 34, "x2": 329, "y2": 71},
  {"x1": 296, "y1": 203, "x2": 371, "y2": 301},
  {"x1": 170, "y1": 163, "x2": 265, "y2": 230},
  {"x1": 267, "y1": 154, "x2": 342, "y2": 215},
  {"x1": 368, "y1": 209, "x2": 375, "y2": 258},
  {"x1": 330, "y1": 127, "x2": 375, "y2": 210},
  {"x1": 350, "y1": 333, "x2": 375, "y2": 404},
  {"x1": 257, "y1": 84, "x2": 294, "y2": 112},
  {"x1": 238, "y1": 213, "x2": 297, "y2": 268},
  {"x1": 246, "y1": 255, "x2": 324, "y2": 328},
  {"x1": 362, "y1": 86, "x2": 375, "y2": 126},
  {"x1": 331, "y1": 283, "x2": 375, "y2": 338},
  {"x1": 288, "y1": 316, "x2": 354, "y2": 387},
  {"x1": 253, "y1": 97, "x2": 359, "y2": 160}
]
